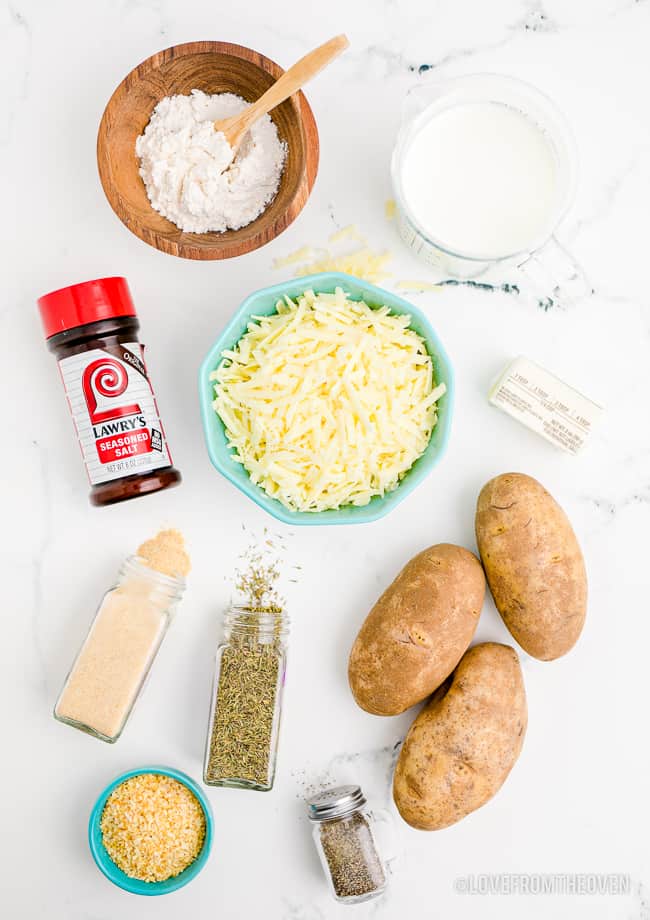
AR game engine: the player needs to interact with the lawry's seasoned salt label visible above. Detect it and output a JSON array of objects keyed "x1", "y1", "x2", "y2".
[
  {"x1": 38, "y1": 277, "x2": 181, "y2": 506},
  {"x1": 58, "y1": 343, "x2": 173, "y2": 484}
]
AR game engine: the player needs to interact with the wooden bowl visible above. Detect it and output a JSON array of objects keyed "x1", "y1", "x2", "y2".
[{"x1": 97, "y1": 41, "x2": 319, "y2": 260}]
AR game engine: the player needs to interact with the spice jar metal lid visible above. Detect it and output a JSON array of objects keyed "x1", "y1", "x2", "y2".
[{"x1": 306, "y1": 785, "x2": 367, "y2": 822}]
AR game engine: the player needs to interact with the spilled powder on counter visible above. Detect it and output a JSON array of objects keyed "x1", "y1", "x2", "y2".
[
  {"x1": 291, "y1": 741, "x2": 402, "y2": 803},
  {"x1": 137, "y1": 528, "x2": 191, "y2": 578}
]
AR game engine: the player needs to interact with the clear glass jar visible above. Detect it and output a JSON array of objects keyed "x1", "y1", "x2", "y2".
[
  {"x1": 203, "y1": 605, "x2": 288, "y2": 791},
  {"x1": 307, "y1": 785, "x2": 394, "y2": 904},
  {"x1": 391, "y1": 74, "x2": 589, "y2": 308},
  {"x1": 54, "y1": 556, "x2": 185, "y2": 742}
]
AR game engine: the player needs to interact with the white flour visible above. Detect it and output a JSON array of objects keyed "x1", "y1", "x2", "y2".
[{"x1": 136, "y1": 90, "x2": 287, "y2": 233}]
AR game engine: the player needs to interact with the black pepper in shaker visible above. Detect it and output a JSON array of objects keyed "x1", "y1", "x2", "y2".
[
  {"x1": 37, "y1": 277, "x2": 181, "y2": 506},
  {"x1": 307, "y1": 785, "x2": 390, "y2": 904}
]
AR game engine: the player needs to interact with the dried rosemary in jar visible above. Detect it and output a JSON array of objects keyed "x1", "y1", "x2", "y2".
[
  {"x1": 307, "y1": 785, "x2": 391, "y2": 903},
  {"x1": 203, "y1": 605, "x2": 288, "y2": 791}
]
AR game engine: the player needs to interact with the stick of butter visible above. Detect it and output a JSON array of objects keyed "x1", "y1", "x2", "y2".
[{"x1": 488, "y1": 356, "x2": 603, "y2": 455}]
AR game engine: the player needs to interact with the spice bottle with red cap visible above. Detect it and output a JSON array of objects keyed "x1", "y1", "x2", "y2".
[{"x1": 38, "y1": 277, "x2": 181, "y2": 506}]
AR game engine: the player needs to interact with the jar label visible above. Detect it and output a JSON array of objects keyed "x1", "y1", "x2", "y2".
[{"x1": 58, "y1": 343, "x2": 173, "y2": 484}]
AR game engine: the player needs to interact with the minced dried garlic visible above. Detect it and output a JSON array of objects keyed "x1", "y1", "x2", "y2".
[{"x1": 101, "y1": 773, "x2": 205, "y2": 882}]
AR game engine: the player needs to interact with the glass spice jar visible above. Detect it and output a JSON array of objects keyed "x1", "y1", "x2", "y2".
[
  {"x1": 54, "y1": 557, "x2": 185, "y2": 742},
  {"x1": 203, "y1": 605, "x2": 289, "y2": 791},
  {"x1": 307, "y1": 785, "x2": 394, "y2": 904}
]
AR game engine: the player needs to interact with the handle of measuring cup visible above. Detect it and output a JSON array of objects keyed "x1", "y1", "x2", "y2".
[{"x1": 517, "y1": 235, "x2": 592, "y2": 310}]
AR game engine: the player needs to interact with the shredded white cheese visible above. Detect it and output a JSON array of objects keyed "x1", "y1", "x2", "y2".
[
  {"x1": 271, "y1": 245, "x2": 315, "y2": 269},
  {"x1": 396, "y1": 280, "x2": 442, "y2": 292},
  {"x1": 211, "y1": 287, "x2": 445, "y2": 513},
  {"x1": 272, "y1": 226, "x2": 392, "y2": 283},
  {"x1": 328, "y1": 224, "x2": 366, "y2": 245}
]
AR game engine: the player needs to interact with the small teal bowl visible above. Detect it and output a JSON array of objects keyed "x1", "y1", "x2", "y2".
[
  {"x1": 88, "y1": 766, "x2": 213, "y2": 896},
  {"x1": 199, "y1": 272, "x2": 454, "y2": 525}
]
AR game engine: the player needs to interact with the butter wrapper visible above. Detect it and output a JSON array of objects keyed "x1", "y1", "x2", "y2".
[{"x1": 488, "y1": 356, "x2": 603, "y2": 455}]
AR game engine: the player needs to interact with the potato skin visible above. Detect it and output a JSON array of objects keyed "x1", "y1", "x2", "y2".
[
  {"x1": 348, "y1": 543, "x2": 485, "y2": 716},
  {"x1": 393, "y1": 643, "x2": 527, "y2": 830},
  {"x1": 475, "y1": 472, "x2": 587, "y2": 660}
]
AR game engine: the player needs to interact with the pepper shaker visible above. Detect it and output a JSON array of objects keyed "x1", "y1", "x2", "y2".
[{"x1": 306, "y1": 785, "x2": 396, "y2": 904}]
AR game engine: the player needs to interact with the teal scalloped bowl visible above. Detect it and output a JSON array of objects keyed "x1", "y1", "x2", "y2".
[
  {"x1": 88, "y1": 766, "x2": 213, "y2": 896},
  {"x1": 199, "y1": 272, "x2": 454, "y2": 525}
]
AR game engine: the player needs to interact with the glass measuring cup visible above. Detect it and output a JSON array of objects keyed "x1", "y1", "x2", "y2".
[{"x1": 391, "y1": 74, "x2": 589, "y2": 308}]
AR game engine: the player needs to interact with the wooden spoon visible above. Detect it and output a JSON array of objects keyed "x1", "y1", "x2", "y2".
[{"x1": 214, "y1": 34, "x2": 349, "y2": 153}]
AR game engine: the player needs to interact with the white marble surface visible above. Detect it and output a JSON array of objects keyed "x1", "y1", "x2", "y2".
[{"x1": 3, "y1": 0, "x2": 650, "y2": 917}]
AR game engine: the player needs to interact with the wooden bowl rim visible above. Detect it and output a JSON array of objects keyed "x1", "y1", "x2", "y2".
[{"x1": 96, "y1": 40, "x2": 319, "y2": 261}]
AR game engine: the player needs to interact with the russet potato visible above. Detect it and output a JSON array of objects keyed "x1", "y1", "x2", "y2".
[
  {"x1": 475, "y1": 472, "x2": 587, "y2": 660},
  {"x1": 348, "y1": 543, "x2": 485, "y2": 716},
  {"x1": 393, "y1": 642, "x2": 527, "y2": 830}
]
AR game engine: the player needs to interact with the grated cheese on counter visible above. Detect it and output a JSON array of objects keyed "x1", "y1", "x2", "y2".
[
  {"x1": 294, "y1": 247, "x2": 392, "y2": 284},
  {"x1": 272, "y1": 245, "x2": 315, "y2": 269},
  {"x1": 396, "y1": 280, "x2": 442, "y2": 292},
  {"x1": 272, "y1": 226, "x2": 392, "y2": 283},
  {"x1": 211, "y1": 287, "x2": 445, "y2": 513},
  {"x1": 328, "y1": 224, "x2": 366, "y2": 244}
]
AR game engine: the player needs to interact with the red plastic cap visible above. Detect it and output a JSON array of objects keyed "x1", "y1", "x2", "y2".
[{"x1": 37, "y1": 277, "x2": 136, "y2": 339}]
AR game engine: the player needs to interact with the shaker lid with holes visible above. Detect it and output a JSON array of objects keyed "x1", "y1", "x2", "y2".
[{"x1": 306, "y1": 785, "x2": 367, "y2": 822}]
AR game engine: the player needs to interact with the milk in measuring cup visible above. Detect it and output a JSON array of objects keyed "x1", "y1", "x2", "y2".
[{"x1": 399, "y1": 101, "x2": 560, "y2": 261}]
